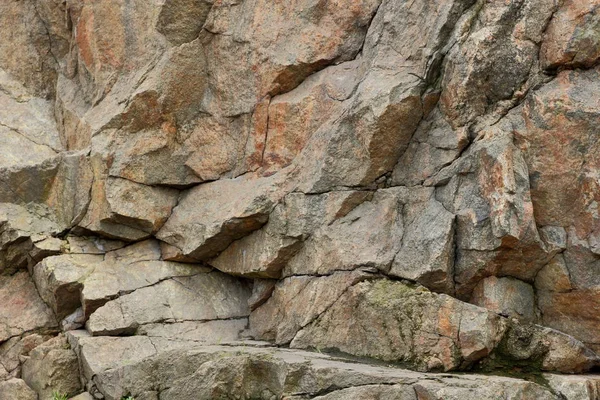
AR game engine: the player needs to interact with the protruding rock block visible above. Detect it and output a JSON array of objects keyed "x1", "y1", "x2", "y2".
[
  {"x1": 22, "y1": 334, "x2": 82, "y2": 399},
  {"x1": 157, "y1": 174, "x2": 288, "y2": 260},
  {"x1": 0, "y1": 378, "x2": 37, "y2": 400},
  {"x1": 253, "y1": 276, "x2": 599, "y2": 373},
  {"x1": 0, "y1": 272, "x2": 56, "y2": 343},
  {"x1": 33, "y1": 240, "x2": 203, "y2": 320},
  {"x1": 86, "y1": 272, "x2": 251, "y2": 336}
]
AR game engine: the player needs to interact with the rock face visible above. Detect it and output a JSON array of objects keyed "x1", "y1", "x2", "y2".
[
  {"x1": 1, "y1": 0, "x2": 600, "y2": 399},
  {"x1": 22, "y1": 334, "x2": 81, "y2": 399}
]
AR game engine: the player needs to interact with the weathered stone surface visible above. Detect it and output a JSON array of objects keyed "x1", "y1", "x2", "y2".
[
  {"x1": 68, "y1": 0, "x2": 166, "y2": 105},
  {"x1": 101, "y1": 113, "x2": 261, "y2": 187},
  {"x1": 65, "y1": 339, "x2": 568, "y2": 400},
  {"x1": 3, "y1": 0, "x2": 600, "y2": 396},
  {"x1": 79, "y1": 166, "x2": 179, "y2": 241},
  {"x1": 389, "y1": 190, "x2": 456, "y2": 294},
  {"x1": 253, "y1": 277, "x2": 597, "y2": 373},
  {"x1": 157, "y1": 174, "x2": 288, "y2": 260},
  {"x1": 137, "y1": 319, "x2": 248, "y2": 343},
  {"x1": 391, "y1": 107, "x2": 469, "y2": 187},
  {"x1": 70, "y1": 393, "x2": 94, "y2": 400},
  {"x1": 538, "y1": 289, "x2": 600, "y2": 354},
  {"x1": 544, "y1": 374, "x2": 600, "y2": 399},
  {"x1": 0, "y1": 378, "x2": 37, "y2": 400},
  {"x1": 86, "y1": 272, "x2": 251, "y2": 336},
  {"x1": 262, "y1": 61, "x2": 363, "y2": 174},
  {"x1": 431, "y1": 126, "x2": 551, "y2": 299},
  {"x1": 200, "y1": 0, "x2": 381, "y2": 117},
  {"x1": 0, "y1": 203, "x2": 61, "y2": 273},
  {"x1": 0, "y1": 76, "x2": 62, "y2": 161},
  {"x1": 33, "y1": 240, "x2": 202, "y2": 319},
  {"x1": 535, "y1": 254, "x2": 573, "y2": 293},
  {"x1": 0, "y1": 272, "x2": 56, "y2": 343},
  {"x1": 70, "y1": 334, "x2": 158, "y2": 384},
  {"x1": 283, "y1": 189, "x2": 404, "y2": 277},
  {"x1": 286, "y1": 278, "x2": 508, "y2": 371},
  {"x1": 250, "y1": 270, "x2": 375, "y2": 345},
  {"x1": 471, "y1": 277, "x2": 537, "y2": 322},
  {"x1": 516, "y1": 69, "x2": 600, "y2": 228},
  {"x1": 248, "y1": 279, "x2": 276, "y2": 311},
  {"x1": 212, "y1": 190, "x2": 371, "y2": 278},
  {"x1": 0, "y1": 2, "x2": 57, "y2": 98},
  {"x1": 157, "y1": 0, "x2": 213, "y2": 46},
  {"x1": 514, "y1": 68, "x2": 600, "y2": 351},
  {"x1": 22, "y1": 334, "x2": 81, "y2": 399},
  {"x1": 412, "y1": 378, "x2": 557, "y2": 400},
  {"x1": 0, "y1": 69, "x2": 93, "y2": 235},
  {"x1": 541, "y1": 0, "x2": 600, "y2": 69},
  {"x1": 487, "y1": 323, "x2": 600, "y2": 374},
  {"x1": 294, "y1": 0, "x2": 477, "y2": 192},
  {"x1": 65, "y1": 235, "x2": 126, "y2": 255},
  {"x1": 440, "y1": 0, "x2": 558, "y2": 128},
  {"x1": 29, "y1": 237, "x2": 64, "y2": 264},
  {"x1": 0, "y1": 333, "x2": 51, "y2": 380}
]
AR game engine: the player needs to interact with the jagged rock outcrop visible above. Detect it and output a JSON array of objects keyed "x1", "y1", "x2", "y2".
[{"x1": 2, "y1": 0, "x2": 600, "y2": 399}]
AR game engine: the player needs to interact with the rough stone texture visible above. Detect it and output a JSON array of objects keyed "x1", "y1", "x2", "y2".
[
  {"x1": 541, "y1": 0, "x2": 600, "y2": 70},
  {"x1": 0, "y1": 2, "x2": 58, "y2": 98},
  {"x1": 544, "y1": 374, "x2": 600, "y2": 399},
  {"x1": 33, "y1": 240, "x2": 205, "y2": 319},
  {"x1": 0, "y1": 272, "x2": 56, "y2": 343},
  {"x1": 70, "y1": 393, "x2": 94, "y2": 400},
  {"x1": 471, "y1": 277, "x2": 537, "y2": 322},
  {"x1": 514, "y1": 68, "x2": 600, "y2": 352},
  {"x1": 0, "y1": 378, "x2": 37, "y2": 400},
  {"x1": 212, "y1": 190, "x2": 372, "y2": 278},
  {"x1": 0, "y1": 333, "x2": 52, "y2": 380},
  {"x1": 64, "y1": 338, "x2": 573, "y2": 400},
  {"x1": 86, "y1": 272, "x2": 251, "y2": 336},
  {"x1": 253, "y1": 277, "x2": 598, "y2": 373},
  {"x1": 156, "y1": 174, "x2": 289, "y2": 260},
  {"x1": 22, "y1": 334, "x2": 81, "y2": 399},
  {"x1": 0, "y1": 203, "x2": 61, "y2": 274},
  {"x1": 2, "y1": 0, "x2": 600, "y2": 398}
]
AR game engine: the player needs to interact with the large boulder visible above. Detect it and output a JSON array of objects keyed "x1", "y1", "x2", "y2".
[
  {"x1": 22, "y1": 334, "x2": 82, "y2": 400},
  {"x1": 252, "y1": 277, "x2": 599, "y2": 373},
  {"x1": 0, "y1": 378, "x2": 37, "y2": 400}
]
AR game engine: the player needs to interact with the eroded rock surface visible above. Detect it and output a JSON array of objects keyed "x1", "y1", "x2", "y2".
[{"x1": 2, "y1": 0, "x2": 600, "y2": 399}]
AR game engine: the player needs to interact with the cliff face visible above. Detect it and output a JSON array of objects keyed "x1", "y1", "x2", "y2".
[{"x1": 1, "y1": 0, "x2": 600, "y2": 399}]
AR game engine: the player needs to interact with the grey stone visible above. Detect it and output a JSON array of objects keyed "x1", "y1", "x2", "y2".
[
  {"x1": 0, "y1": 378, "x2": 37, "y2": 400},
  {"x1": 86, "y1": 272, "x2": 251, "y2": 336},
  {"x1": 22, "y1": 334, "x2": 82, "y2": 400}
]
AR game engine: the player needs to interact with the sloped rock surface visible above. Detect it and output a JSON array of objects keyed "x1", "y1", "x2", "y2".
[
  {"x1": 2, "y1": 0, "x2": 600, "y2": 399},
  {"x1": 157, "y1": 173, "x2": 289, "y2": 260},
  {"x1": 63, "y1": 338, "x2": 589, "y2": 400}
]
